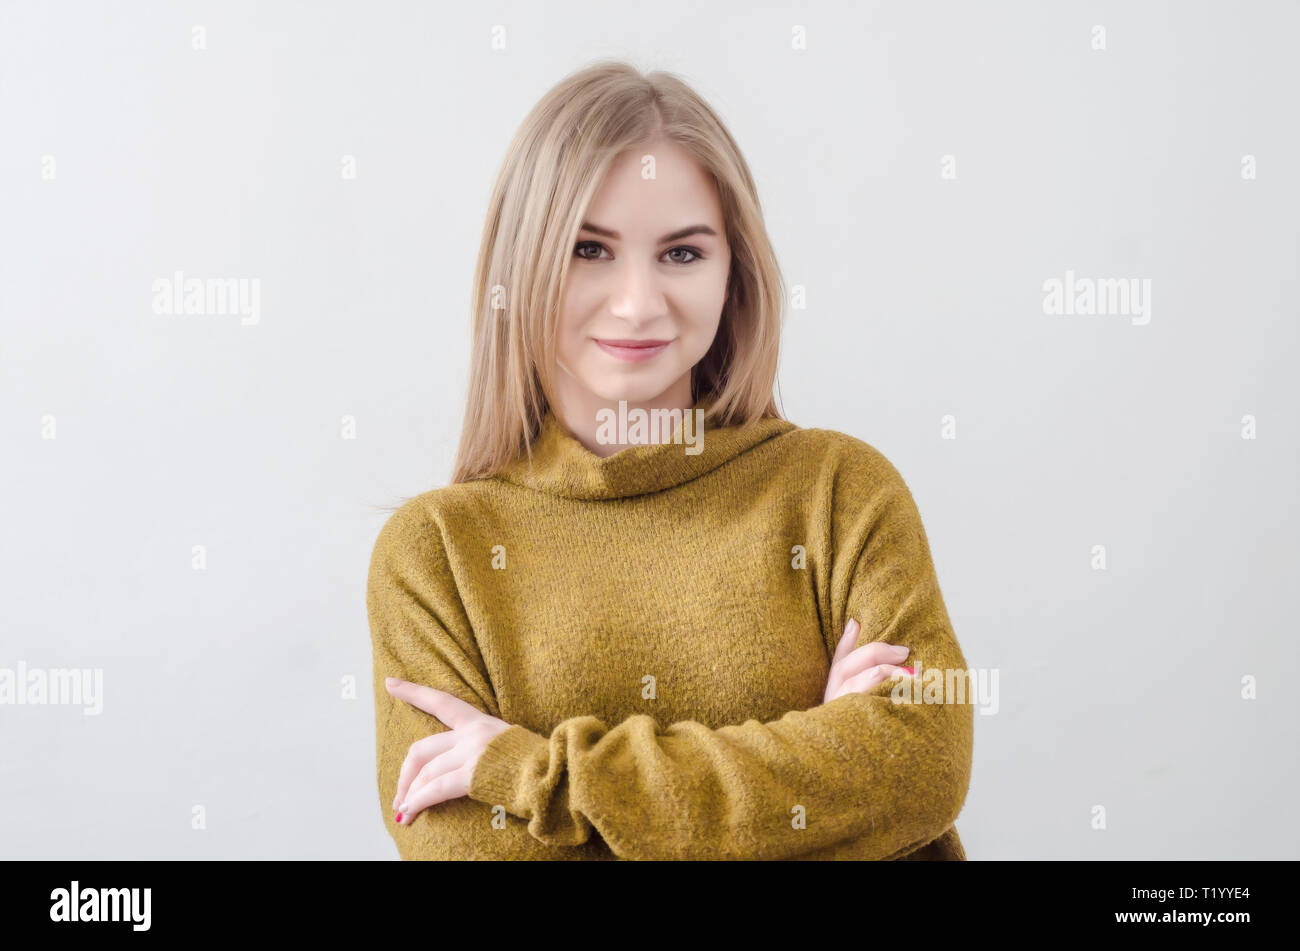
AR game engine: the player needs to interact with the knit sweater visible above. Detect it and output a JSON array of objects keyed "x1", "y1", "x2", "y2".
[{"x1": 367, "y1": 403, "x2": 974, "y2": 860}]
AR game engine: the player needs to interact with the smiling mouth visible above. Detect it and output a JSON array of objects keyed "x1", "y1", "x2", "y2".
[{"x1": 592, "y1": 338, "x2": 672, "y2": 362}]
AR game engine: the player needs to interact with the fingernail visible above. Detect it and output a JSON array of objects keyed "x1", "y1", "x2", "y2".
[
  {"x1": 385, "y1": 677, "x2": 400, "y2": 687},
  {"x1": 395, "y1": 812, "x2": 403, "y2": 823},
  {"x1": 889, "y1": 645, "x2": 909, "y2": 657},
  {"x1": 901, "y1": 666, "x2": 914, "y2": 675}
]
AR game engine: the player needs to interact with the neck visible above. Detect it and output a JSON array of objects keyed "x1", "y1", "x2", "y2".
[{"x1": 551, "y1": 373, "x2": 695, "y2": 457}]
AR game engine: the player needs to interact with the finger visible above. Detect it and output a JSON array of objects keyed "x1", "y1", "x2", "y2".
[
  {"x1": 825, "y1": 640, "x2": 908, "y2": 699},
  {"x1": 385, "y1": 678, "x2": 481, "y2": 728},
  {"x1": 831, "y1": 619, "x2": 861, "y2": 667},
  {"x1": 836, "y1": 663, "x2": 912, "y2": 699},
  {"x1": 831, "y1": 664, "x2": 908, "y2": 701},
  {"x1": 394, "y1": 731, "x2": 456, "y2": 812},
  {"x1": 398, "y1": 762, "x2": 475, "y2": 825},
  {"x1": 405, "y1": 743, "x2": 474, "y2": 805},
  {"x1": 836, "y1": 641, "x2": 909, "y2": 682}
]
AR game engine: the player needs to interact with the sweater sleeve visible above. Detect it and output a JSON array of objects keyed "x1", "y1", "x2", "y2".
[
  {"x1": 368, "y1": 500, "x2": 605, "y2": 860},
  {"x1": 465, "y1": 443, "x2": 974, "y2": 861}
]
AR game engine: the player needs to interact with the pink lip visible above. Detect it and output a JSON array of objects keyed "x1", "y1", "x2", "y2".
[{"x1": 593, "y1": 338, "x2": 672, "y2": 362}]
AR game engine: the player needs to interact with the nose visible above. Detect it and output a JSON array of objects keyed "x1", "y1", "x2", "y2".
[{"x1": 607, "y1": 258, "x2": 668, "y2": 327}]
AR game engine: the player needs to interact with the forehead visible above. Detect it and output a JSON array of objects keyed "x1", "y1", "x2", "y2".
[{"x1": 584, "y1": 140, "x2": 724, "y2": 233}]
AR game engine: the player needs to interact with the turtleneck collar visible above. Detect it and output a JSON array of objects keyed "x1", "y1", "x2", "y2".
[{"x1": 495, "y1": 400, "x2": 798, "y2": 500}]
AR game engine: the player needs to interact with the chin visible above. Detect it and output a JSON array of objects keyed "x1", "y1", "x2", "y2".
[
  {"x1": 586, "y1": 375, "x2": 677, "y2": 404},
  {"x1": 595, "y1": 385, "x2": 672, "y2": 404}
]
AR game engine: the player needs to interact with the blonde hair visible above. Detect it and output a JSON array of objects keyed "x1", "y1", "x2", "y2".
[{"x1": 448, "y1": 59, "x2": 786, "y2": 485}]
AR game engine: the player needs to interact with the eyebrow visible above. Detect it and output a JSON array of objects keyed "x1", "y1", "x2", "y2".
[{"x1": 578, "y1": 221, "x2": 719, "y2": 243}]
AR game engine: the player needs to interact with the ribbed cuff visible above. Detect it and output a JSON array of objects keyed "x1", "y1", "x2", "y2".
[{"x1": 467, "y1": 723, "x2": 549, "y2": 818}]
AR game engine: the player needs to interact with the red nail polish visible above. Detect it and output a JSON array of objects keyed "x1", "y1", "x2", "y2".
[
  {"x1": 901, "y1": 666, "x2": 914, "y2": 675},
  {"x1": 395, "y1": 812, "x2": 403, "y2": 823}
]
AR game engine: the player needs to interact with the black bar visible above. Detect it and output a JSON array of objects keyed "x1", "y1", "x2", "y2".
[{"x1": 2, "y1": 859, "x2": 1285, "y2": 938}]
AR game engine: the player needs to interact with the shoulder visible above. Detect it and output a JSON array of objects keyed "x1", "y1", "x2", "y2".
[
  {"x1": 779, "y1": 427, "x2": 936, "y2": 557},
  {"x1": 368, "y1": 481, "x2": 499, "y2": 571},
  {"x1": 769, "y1": 424, "x2": 913, "y2": 496}
]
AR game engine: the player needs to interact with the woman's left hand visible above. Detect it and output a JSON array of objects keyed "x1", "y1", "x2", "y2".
[{"x1": 384, "y1": 677, "x2": 512, "y2": 825}]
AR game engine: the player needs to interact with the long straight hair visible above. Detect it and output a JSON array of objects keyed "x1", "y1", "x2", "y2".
[{"x1": 448, "y1": 60, "x2": 786, "y2": 485}]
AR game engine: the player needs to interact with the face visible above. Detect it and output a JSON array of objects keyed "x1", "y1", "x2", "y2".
[{"x1": 553, "y1": 138, "x2": 730, "y2": 410}]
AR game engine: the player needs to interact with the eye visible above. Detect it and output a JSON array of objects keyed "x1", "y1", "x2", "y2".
[
  {"x1": 573, "y1": 241, "x2": 705, "y2": 265},
  {"x1": 664, "y1": 246, "x2": 704, "y2": 265}
]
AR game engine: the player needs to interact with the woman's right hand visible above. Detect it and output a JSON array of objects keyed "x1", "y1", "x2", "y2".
[{"x1": 823, "y1": 618, "x2": 913, "y2": 703}]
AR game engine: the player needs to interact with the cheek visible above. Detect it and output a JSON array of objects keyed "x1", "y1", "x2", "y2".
[
  {"x1": 680, "y1": 266, "x2": 729, "y2": 337},
  {"x1": 557, "y1": 284, "x2": 591, "y2": 355}
]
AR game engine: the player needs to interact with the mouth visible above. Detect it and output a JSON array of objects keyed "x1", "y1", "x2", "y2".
[{"x1": 592, "y1": 338, "x2": 673, "y2": 363}]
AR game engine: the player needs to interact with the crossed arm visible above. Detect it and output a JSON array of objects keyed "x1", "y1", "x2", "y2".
[{"x1": 367, "y1": 461, "x2": 972, "y2": 860}]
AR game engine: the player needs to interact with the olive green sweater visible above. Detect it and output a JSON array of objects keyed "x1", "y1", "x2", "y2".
[{"x1": 367, "y1": 405, "x2": 973, "y2": 860}]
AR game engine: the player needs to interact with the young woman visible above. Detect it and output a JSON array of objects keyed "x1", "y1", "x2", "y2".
[{"x1": 367, "y1": 60, "x2": 974, "y2": 860}]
